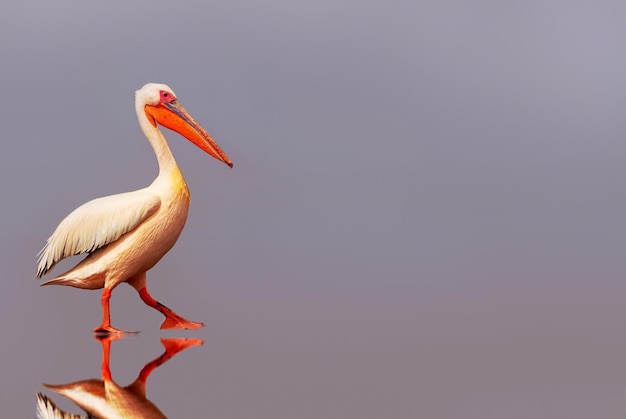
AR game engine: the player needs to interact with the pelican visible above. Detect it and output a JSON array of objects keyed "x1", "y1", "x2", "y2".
[{"x1": 36, "y1": 83, "x2": 233, "y2": 334}]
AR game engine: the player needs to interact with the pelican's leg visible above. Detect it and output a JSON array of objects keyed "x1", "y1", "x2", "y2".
[
  {"x1": 128, "y1": 273, "x2": 205, "y2": 330},
  {"x1": 93, "y1": 288, "x2": 137, "y2": 334}
]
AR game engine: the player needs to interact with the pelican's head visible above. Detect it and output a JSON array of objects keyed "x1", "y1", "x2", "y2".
[{"x1": 136, "y1": 83, "x2": 233, "y2": 168}]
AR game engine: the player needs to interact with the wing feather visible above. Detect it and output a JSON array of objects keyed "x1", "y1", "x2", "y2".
[
  {"x1": 36, "y1": 392, "x2": 87, "y2": 419},
  {"x1": 36, "y1": 190, "x2": 161, "y2": 278}
]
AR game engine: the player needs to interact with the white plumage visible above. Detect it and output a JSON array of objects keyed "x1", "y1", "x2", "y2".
[{"x1": 37, "y1": 190, "x2": 161, "y2": 278}]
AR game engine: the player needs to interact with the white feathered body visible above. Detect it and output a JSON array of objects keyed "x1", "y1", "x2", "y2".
[{"x1": 37, "y1": 167, "x2": 190, "y2": 290}]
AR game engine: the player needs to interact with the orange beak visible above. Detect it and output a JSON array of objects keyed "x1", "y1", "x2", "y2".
[{"x1": 144, "y1": 101, "x2": 233, "y2": 168}]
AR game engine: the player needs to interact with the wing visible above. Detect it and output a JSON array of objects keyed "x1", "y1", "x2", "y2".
[{"x1": 36, "y1": 189, "x2": 161, "y2": 278}]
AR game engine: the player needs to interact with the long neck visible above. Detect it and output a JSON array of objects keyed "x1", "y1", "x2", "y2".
[{"x1": 135, "y1": 102, "x2": 179, "y2": 177}]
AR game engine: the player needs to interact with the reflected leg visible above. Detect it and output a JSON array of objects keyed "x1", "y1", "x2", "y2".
[
  {"x1": 95, "y1": 334, "x2": 125, "y2": 381},
  {"x1": 136, "y1": 338, "x2": 204, "y2": 383}
]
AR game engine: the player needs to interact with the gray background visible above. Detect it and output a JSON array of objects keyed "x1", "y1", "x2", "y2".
[{"x1": 1, "y1": 0, "x2": 626, "y2": 417}]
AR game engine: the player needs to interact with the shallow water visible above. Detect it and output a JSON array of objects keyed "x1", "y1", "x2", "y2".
[{"x1": 3, "y1": 279, "x2": 626, "y2": 418}]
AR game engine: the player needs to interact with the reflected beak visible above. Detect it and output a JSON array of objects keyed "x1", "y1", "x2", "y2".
[{"x1": 145, "y1": 101, "x2": 233, "y2": 168}]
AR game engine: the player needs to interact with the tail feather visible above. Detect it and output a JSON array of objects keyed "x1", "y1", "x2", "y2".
[
  {"x1": 40, "y1": 273, "x2": 103, "y2": 290},
  {"x1": 40, "y1": 277, "x2": 67, "y2": 287},
  {"x1": 40, "y1": 276, "x2": 79, "y2": 287}
]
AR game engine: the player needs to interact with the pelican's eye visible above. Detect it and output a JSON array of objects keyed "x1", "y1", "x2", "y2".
[{"x1": 160, "y1": 90, "x2": 176, "y2": 103}]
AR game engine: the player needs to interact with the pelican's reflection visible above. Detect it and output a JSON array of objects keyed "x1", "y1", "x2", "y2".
[{"x1": 36, "y1": 335, "x2": 203, "y2": 418}]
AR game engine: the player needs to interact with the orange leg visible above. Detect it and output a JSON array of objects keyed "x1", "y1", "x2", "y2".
[
  {"x1": 94, "y1": 334, "x2": 125, "y2": 382},
  {"x1": 137, "y1": 287, "x2": 205, "y2": 330},
  {"x1": 93, "y1": 288, "x2": 137, "y2": 335},
  {"x1": 126, "y1": 272, "x2": 204, "y2": 330}
]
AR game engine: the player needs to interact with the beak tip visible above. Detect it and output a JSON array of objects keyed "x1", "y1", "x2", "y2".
[{"x1": 227, "y1": 162, "x2": 233, "y2": 169}]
